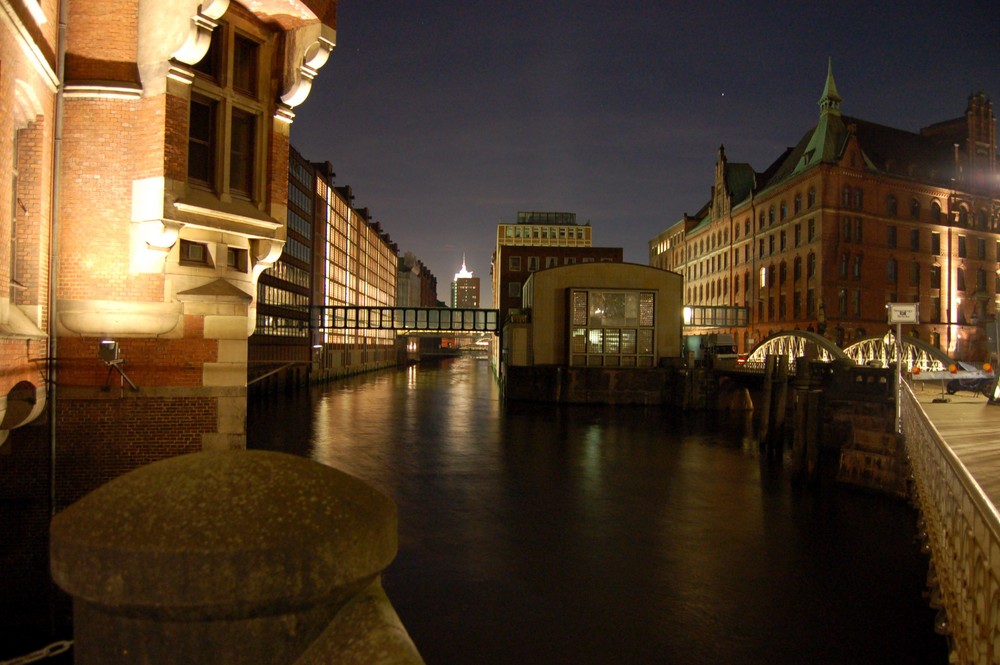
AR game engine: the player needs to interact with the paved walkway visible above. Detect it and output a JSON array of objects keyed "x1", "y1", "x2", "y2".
[{"x1": 910, "y1": 379, "x2": 1000, "y2": 510}]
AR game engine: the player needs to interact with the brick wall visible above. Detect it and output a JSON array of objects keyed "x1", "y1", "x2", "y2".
[{"x1": 55, "y1": 396, "x2": 216, "y2": 508}]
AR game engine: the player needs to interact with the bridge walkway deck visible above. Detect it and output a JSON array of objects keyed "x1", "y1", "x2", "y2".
[{"x1": 910, "y1": 380, "x2": 1000, "y2": 508}]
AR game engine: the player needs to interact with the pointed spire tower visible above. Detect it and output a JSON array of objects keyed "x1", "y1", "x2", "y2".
[{"x1": 793, "y1": 58, "x2": 849, "y2": 174}]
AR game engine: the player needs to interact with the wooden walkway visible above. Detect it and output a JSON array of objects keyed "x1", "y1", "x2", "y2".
[{"x1": 910, "y1": 380, "x2": 1000, "y2": 509}]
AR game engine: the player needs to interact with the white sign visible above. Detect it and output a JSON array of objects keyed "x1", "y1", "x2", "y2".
[{"x1": 888, "y1": 303, "x2": 919, "y2": 324}]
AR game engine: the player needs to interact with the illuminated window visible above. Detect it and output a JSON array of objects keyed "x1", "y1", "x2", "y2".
[{"x1": 568, "y1": 290, "x2": 655, "y2": 367}]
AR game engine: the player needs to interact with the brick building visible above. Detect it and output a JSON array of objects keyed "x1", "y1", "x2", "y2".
[
  {"x1": 652, "y1": 62, "x2": 1000, "y2": 358},
  {"x1": 491, "y1": 211, "x2": 623, "y2": 320},
  {"x1": 1, "y1": 1, "x2": 337, "y2": 654}
]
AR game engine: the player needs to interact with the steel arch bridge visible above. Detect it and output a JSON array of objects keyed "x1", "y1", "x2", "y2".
[
  {"x1": 842, "y1": 333, "x2": 952, "y2": 372},
  {"x1": 743, "y1": 330, "x2": 851, "y2": 373}
]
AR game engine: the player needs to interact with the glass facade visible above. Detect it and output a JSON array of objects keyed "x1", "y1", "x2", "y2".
[{"x1": 569, "y1": 289, "x2": 656, "y2": 367}]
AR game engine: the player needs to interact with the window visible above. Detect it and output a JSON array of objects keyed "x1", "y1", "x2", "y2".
[
  {"x1": 887, "y1": 258, "x2": 897, "y2": 282},
  {"x1": 528, "y1": 256, "x2": 539, "y2": 271},
  {"x1": 232, "y1": 34, "x2": 259, "y2": 96},
  {"x1": 931, "y1": 232, "x2": 941, "y2": 255},
  {"x1": 569, "y1": 290, "x2": 656, "y2": 367},
  {"x1": 852, "y1": 255, "x2": 862, "y2": 280},
  {"x1": 854, "y1": 217, "x2": 862, "y2": 243},
  {"x1": 794, "y1": 256, "x2": 802, "y2": 281},
  {"x1": 842, "y1": 217, "x2": 852, "y2": 242},
  {"x1": 180, "y1": 239, "x2": 211, "y2": 266},
  {"x1": 887, "y1": 225, "x2": 897, "y2": 248},
  {"x1": 794, "y1": 193, "x2": 801, "y2": 214},
  {"x1": 977, "y1": 268, "x2": 987, "y2": 291},
  {"x1": 768, "y1": 206, "x2": 775, "y2": 225},
  {"x1": 909, "y1": 261, "x2": 920, "y2": 287},
  {"x1": 931, "y1": 200, "x2": 941, "y2": 222},
  {"x1": 780, "y1": 201, "x2": 787, "y2": 220},
  {"x1": 887, "y1": 194, "x2": 897, "y2": 216},
  {"x1": 780, "y1": 230, "x2": 786, "y2": 251},
  {"x1": 931, "y1": 297, "x2": 941, "y2": 323},
  {"x1": 508, "y1": 282, "x2": 521, "y2": 298},
  {"x1": 794, "y1": 223, "x2": 801, "y2": 247},
  {"x1": 852, "y1": 289, "x2": 861, "y2": 316},
  {"x1": 839, "y1": 253, "x2": 849, "y2": 278},
  {"x1": 978, "y1": 238, "x2": 986, "y2": 260},
  {"x1": 853, "y1": 188, "x2": 863, "y2": 209},
  {"x1": 807, "y1": 252, "x2": 816, "y2": 278},
  {"x1": 509, "y1": 256, "x2": 521, "y2": 271},
  {"x1": 229, "y1": 108, "x2": 256, "y2": 198},
  {"x1": 838, "y1": 288, "x2": 847, "y2": 315},
  {"x1": 188, "y1": 96, "x2": 216, "y2": 186},
  {"x1": 842, "y1": 186, "x2": 851, "y2": 207},
  {"x1": 930, "y1": 265, "x2": 941, "y2": 289},
  {"x1": 779, "y1": 261, "x2": 787, "y2": 285},
  {"x1": 188, "y1": 19, "x2": 266, "y2": 202},
  {"x1": 958, "y1": 235, "x2": 967, "y2": 258},
  {"x1": 807, "y1": 187, "x2": 816, "y2": 208},
  {"x1": 227, "y1": 247, "x2": 248, "y2": 272},
  {"x1": 957, "y1": 268, "x2": 966, "y2": 292},
  {"x1": 545, "y1": 256, "x2": 558, "y2": 268},
  {"x1": 910, "y1": 229, "x2": 920, "y2": 251},
  {"x1": 807, "y1": 218, "x2": 815, "y2": 242},
  {"x1": 910, "y1": 198, "x2": 920, "y2": 220}
]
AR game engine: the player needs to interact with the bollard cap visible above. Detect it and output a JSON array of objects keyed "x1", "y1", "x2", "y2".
[{"x1": 51, "y1": 451, "x2": 398, "y2": 619}]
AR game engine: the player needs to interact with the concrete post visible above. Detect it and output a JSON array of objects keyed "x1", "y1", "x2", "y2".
[{"x1": 50, "y1": 450, "x2": 424, "y2": 664}]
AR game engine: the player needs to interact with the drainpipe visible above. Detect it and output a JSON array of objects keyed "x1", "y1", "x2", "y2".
[{"x1": 49, "y1": 0, "x2": 69, "y2": 515}]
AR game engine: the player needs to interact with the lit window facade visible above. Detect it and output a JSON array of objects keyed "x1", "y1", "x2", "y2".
[{"x1": 569, "y1": 289, "x2": 656, "y2": 367}]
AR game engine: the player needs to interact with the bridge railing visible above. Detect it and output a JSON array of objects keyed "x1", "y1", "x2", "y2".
[{"x1": 901, "y1": 383, "x2": 1000, "y2": 663}]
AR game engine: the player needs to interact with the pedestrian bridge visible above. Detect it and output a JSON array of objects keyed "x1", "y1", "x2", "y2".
[
  {"x1": 726, "y1": 330, "x2": 985, "y2": 380},
  {"x1": 312, "y1": 306, "x2": 500, "y2": 334}
]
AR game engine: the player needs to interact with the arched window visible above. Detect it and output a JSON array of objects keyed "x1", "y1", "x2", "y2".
[
  {"x1": 886, "y1": 194, "x2": 897, "y2": 216},
  {"x1": 794, "y1": 193, "x2": 802, "y2": 214},
  {"x1": 977, "y1": 209, "x2": 988, "y2": 230},
  {"x1": 853, "y1": 188, "x2": 863, "y2": 209},
  {"x1": 930, "y1": 200, "x2": 941, "y2": 222},
  {"x1": 808, "y1": 187, "x2": 816, "y2": 208},
  {"x1": 759, "y1": 212, "x2": 765, "y2": 230},
  {"x1": 910, "y1": 198, "x2": 920, "y2": 220},
  {"x1": 807, "y1": 252, "x2": 816, "y2": 277}
]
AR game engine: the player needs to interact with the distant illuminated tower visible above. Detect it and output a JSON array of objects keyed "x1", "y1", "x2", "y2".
[{"x1": 451, "y1": 256, "x2": 480, "y2": 308}]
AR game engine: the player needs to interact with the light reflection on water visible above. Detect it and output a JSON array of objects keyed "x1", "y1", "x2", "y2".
[{"x1": 248, "y1": 357, "x2": 947, "y2": 665}]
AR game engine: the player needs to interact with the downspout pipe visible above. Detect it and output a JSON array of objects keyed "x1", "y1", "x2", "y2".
[{"x1": 50, "y1": 0, "x2": 69, "y2": 515}]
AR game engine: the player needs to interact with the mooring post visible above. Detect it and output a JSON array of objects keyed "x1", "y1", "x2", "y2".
[{"x1": 758, "y1": 354, "x2": 776, "y2": 443}]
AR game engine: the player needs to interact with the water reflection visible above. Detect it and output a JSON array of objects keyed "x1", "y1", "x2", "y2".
[{"x1": 248, "y1": 357, "x2": 947, "y2": 665}]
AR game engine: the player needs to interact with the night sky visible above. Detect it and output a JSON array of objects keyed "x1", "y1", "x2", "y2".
[{"x1": 291, "y1": 1, "x2": 1000, "y2": 304}]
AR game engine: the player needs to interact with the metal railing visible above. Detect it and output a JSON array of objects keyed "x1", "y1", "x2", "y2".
[{"x1": 901, "y1": 383, "x2": 1000, "y2": 663}]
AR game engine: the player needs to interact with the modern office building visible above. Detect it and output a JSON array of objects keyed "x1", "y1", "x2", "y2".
[
  {"x1": 451, "y1": 257, "x2": 480, "y2": 308},
  {"x1": 250, "y1": 148, "x2": 402, "y2": 388},
  {"x1": 492, "y1": 211, "x2": 623, "y2": 320},
  {"x1": 651, "y1": 63, "x2": 1000, "y2": 358}
]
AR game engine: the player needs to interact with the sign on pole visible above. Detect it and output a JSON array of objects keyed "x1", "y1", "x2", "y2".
[
  {"x1": 888, "y1": 303, "x2": 919, "y2": 324},
  {"x1": 888, "y1": 303, "x2": 919, "y2": 432}
]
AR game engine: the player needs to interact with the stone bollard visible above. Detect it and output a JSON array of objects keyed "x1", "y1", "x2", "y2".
[{"x1": 50, "y1": 450, "x2": 424, "y2": 664}]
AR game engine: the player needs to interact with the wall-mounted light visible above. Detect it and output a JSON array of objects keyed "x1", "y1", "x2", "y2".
[
  {"x1": 98, "y1": 340, "x2": 119, "y2": 362},
  {"x1": 99, "y1": 340, "x2": 138, "y2": 392}
]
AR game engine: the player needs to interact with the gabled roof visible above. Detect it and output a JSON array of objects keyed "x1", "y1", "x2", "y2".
[{"x1": 725, "y1": 162, "x2": 757, "y2": 205}]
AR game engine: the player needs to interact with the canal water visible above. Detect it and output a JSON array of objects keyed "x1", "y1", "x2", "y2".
[{"x1": 248, "y1": 357, "x2": 949, "y2": 664}]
